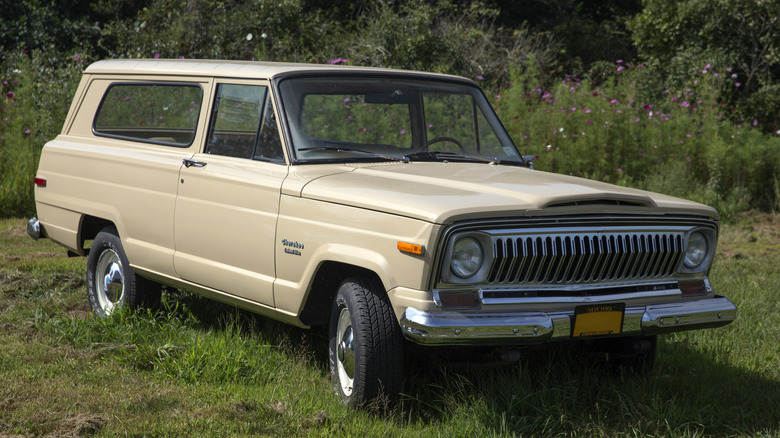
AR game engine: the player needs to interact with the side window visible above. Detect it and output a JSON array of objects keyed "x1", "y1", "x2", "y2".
[
  {"x1": 205, "y1": 84, "x2": 284, "y2": 161},
  {"x1": 93, "y1": 83, "x2": 202, "y2": 146}
]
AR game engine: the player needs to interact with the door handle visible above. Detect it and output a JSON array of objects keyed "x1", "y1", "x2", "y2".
[{"x1": 183, "y1": 159, "x2": 208, "y2": 168}]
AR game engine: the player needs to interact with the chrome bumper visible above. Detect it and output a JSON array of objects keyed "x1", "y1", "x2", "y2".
[
  {"x1": 27, "y1": 217, "x2": 42, "y2": 240},
  {"x1": 400, "y1": 296, "x2": 737, "y2": 345}
]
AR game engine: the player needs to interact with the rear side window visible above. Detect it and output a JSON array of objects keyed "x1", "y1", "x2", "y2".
[{"x1": 93, "y1": 83, "x2": 202, "y2": 146}]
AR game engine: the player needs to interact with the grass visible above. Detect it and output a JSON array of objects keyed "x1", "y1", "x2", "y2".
[{"x1": 1, "y1": 216, "x2": 779, "y2": 437}]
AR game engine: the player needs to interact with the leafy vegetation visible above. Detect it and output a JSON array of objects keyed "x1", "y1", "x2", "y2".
[
  {"x1": 1, "y1": 217, "x2": 778, "y2": 436},
  {"x1": 2, "y1": 0, "x2": 779, "y2": 219}
]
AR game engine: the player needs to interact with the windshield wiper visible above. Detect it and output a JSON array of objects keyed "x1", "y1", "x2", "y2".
[
  {"x1": 298, "y1": 146, "x2": 409, "y2": 163},
  {"x1": 403, "y1": 151, "x2": 501, "y2": 165}
]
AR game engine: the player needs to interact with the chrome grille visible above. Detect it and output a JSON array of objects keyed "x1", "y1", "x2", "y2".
[{"x1": 487, "y1": 231, "x2": 684, "y2": 285}]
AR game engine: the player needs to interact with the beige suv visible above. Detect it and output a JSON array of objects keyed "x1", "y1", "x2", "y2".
[{"x1": 28, "y1": 59, "x2": 736, "y2": 406}]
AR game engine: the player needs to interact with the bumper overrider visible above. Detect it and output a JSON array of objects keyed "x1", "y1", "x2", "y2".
[{"x1": 400, "y1": 296, "x2": 736, "y2": 345}]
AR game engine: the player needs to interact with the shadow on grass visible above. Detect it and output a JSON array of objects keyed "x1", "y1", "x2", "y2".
[
  {"x1": 397, "y1": 338, "x2": 779, "y2": 436},
  {"x1": 149, "y1": 290, "x2": 777, "y2": 436}
]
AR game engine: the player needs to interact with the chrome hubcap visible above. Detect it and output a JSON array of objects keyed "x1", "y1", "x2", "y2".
[
  {"x1": 95, "y1": 249, "x2": 124, "y2": 314},
  {"x1": 335, "y1": 307, "x2": 355, "y2": 395}
]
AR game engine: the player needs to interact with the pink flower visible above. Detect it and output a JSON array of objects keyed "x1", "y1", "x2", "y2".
[
  {"x1": 617, "y1": 66, "x2": 624, "y2": 72},
  {"x1": 154, "y1": 53, "x2": 160, "y2": 59},
  {"x1": 328, "y1": 58, "x2": 348, "y2": 65},
  {"x1": 24, "y1": 129, "x2": 31, "y2": 134},
  {"x1": 399, "y1": 129, "x2": 406, "y2": 135},
  {"x1": 753, "y1": 120, "x2": 758, "y2": 126},
  {"x1": 586, "y1": 120, "x2": 593, "y2": 124},
  {"x1": 735, "y1": 82, "x2": 741, "y2": 87},
  {"x1": 476, "y1": 75, "x2": 484, "y2": 81}
]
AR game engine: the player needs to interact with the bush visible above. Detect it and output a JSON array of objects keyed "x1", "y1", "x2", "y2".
[
  {"x1": 0, "y1": 52, "x2": 85, "y2": 217},
  {"x1": 495, "y1": 59, "x2": 780, "y2": 219}
]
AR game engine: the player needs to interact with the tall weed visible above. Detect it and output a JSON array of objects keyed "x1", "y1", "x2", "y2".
[
  {"x1": 0, "y1": 52, "x2": 83, "y2": 216},
  {"x1": 495, "y1": 60, "x2": 780, "y2": 219}
]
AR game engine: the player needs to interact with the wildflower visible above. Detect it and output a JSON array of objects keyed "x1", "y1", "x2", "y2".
[
  {"x1": 586, "y1": 120, "x2": 593, "y2": 124},
  {"x1": 358, "y1": 127, "x2": 367, "y2": 132},
  {"x1": 559, "y1": 127, "x2": 564, "y2": 132},
  {"x1": 731, "y1": 73, "x2": 738, "y2": 79},
  {"x1": 635, "y1": 117, "x2": 640, "y2": 123},
  {"x1": 753, "y1": 120, "x2": 758, "y2": 126},
  {"x1": 616, "y1": 167, "x2": 623, "y2": 172},
  {"x1": 617, "y1": 66, "x2": 624, "y2": 72},
  {"x1": 6, "y1": 92, "x2": 13, "y2": 99},
  {"x1": 585, "y1": 109, "x2": 591, "y2": 114},
  {"x1": 328, "y1": 58, "x2": 348, "y2": 65},
  {"x1": 569, "y1": 87, "x2": 575, "y2": 92},
  {"x1": 154, "y1": 53, "x2": 160, "y2": 59},
  {"x1": 616, "y1": 110, "x2": 623, "y2": 114},
  {"x1": 713, "y1": 73, "x2": 718, "y2": 77},
  {"x1": 735, "y1": 82, "x2": 741, "y2": 87},
  {"x1": 570, "y1": 107, "x2": 577, "y2": 112},
  {"x1": 476, "y1": 75, "x2": 484, "y2": 81},
  {"x1": 616, "y1": 60, "x2": 623, "y2": 64},
  {"x1": 246, "y1": 33, "x2": 253, "y2": 41},
  {"x1": 24, "y1": 129, "x2": 31, "y2": 134},
  {"x1": 643, "y1": 105, "x2": 652, "y2": 110},
  {"x1": 609, "y1": 99, "x2": 617, "y2": 104},
  {"x1": 342, "y1": 97, "x2": 350, "y2": 103},
  {"x1": 399, "y1": 129, "x2": 406, "y2": 135},
  {"x1": 727, "y1": 67, "x2": 733, "y2": 72},
  {"x1": 546, "y1": 145, "x2": 552, "y2": 151}
]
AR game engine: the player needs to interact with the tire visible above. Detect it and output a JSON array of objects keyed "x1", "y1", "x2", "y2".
[
  {"x1": 329, "y1": 276, "x2": 403, "y2": 408},
  {"x1": 86, "y1": 226, "x2": 161, "y2": 317}
]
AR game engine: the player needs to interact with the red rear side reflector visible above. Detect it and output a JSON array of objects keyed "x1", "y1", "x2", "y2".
[{"x1": 34, "y1": 177, "x2": 47, "y2": 187}]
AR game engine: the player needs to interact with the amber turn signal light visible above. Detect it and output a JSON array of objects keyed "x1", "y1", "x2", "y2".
[{"x1": 397, "y1": 241, "x2": 424, "y2": 255}]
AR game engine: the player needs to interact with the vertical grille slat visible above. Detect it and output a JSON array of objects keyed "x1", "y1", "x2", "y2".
[{"x1": 483, "y1": 228, "x2": 688, "y2": 286}]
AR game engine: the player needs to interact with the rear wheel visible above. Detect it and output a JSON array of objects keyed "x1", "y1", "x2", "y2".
[
  {"x1": 329, "y1": 276, "x2": 403, "y2": 407},
  {"x1": 86, "y1": 226, "x2": 161, "y2": 317}
]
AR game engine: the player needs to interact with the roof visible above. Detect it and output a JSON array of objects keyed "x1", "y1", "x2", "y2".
[{"x1": 83, "y1": 59, "x2": 470, "y2": 83}]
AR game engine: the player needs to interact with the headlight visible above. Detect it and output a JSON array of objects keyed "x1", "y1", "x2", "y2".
[
  {"x1": 684, "y1": 231, "x2": 709, "y2": 269},
  {"x1": 451, "y1": 237, "x2": 483, "y2": 278}
]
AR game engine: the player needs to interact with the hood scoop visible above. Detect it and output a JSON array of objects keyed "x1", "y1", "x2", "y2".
[{"x1": 545, "y1": 197, "x2": 655, "y2": 209}]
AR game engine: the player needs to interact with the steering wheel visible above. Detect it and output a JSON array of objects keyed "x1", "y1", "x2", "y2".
[{"x1": 422, "y1": 136, "x2": 464, "y2": 151}]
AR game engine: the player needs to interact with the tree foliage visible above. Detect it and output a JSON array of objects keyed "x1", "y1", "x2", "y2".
[{"x1": 629, "y1": 0, "x2": 780, "y2": 130}]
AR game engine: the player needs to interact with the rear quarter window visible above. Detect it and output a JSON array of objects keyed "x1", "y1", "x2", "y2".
[{"x1": 93, "y1": 83, "x2": 203, "y2": 147}]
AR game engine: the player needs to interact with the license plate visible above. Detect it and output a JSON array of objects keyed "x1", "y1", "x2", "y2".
[{"x1": 572, "y1": 303, "x2": 625, "y2": 337}]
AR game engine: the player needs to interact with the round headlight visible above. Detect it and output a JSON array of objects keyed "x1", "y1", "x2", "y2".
[
  {"x1": 451, "y1": 237, "x2": 483, "y2": 279},
  {"x1": 684, "y1": 231, "x2": 708, "y2": 269}
]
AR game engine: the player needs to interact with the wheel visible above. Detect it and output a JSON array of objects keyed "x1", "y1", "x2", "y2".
[
  {"x1": 423, "y1": 136, "x2": 464, "y2": 151},
  {"x1": 329, "y1": 276, "x2": 403, "y2": 407},
  {"x1": 86, "y1": 226, "x2": 161, "y2": 317}
]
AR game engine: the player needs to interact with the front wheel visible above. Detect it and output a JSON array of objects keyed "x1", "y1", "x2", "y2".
[
  {"x1": 86, "y1": 226, "x2": 160, "y2": 317},
  {"x1": 329, "y1": 277, "x2": 403, "y2": 407}
]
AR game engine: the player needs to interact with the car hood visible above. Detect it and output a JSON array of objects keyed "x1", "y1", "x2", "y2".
[{"x1": 292, "y1": 162, "x2": 718, "y2": 224}]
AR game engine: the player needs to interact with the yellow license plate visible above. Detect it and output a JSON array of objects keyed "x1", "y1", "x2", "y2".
[{"x1": 572, "y1": 303, "x2": 625, "y2": 337}]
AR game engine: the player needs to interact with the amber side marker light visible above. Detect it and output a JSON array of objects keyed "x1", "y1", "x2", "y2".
[
  {"x1": 397, "y1": 241, "x2": 424, "y2": 255},
  {"x1": 34, "y1": 177, "x2": 46, "y2": 187}
]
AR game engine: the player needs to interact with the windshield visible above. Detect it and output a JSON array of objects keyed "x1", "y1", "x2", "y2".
[{"x1": 277, "y1": 75, "x2": 522, "y2": 163}]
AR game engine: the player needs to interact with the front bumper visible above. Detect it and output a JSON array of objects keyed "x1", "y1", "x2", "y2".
[{"x1": 400, "y1": 296, "x2": 736, "y2": 345}]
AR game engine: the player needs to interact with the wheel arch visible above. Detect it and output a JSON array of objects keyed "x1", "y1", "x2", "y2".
[
  {"x1": 299, "y1": 261, "x2": 385, "y2": 327},
  {"x1": 78, "y1": 215, "x2": 117, "y2": 255}
]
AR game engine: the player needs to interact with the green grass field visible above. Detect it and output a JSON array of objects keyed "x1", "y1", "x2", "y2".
[{"x1": 1, "y1": 216, "x2": 778, "y2": 437}]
